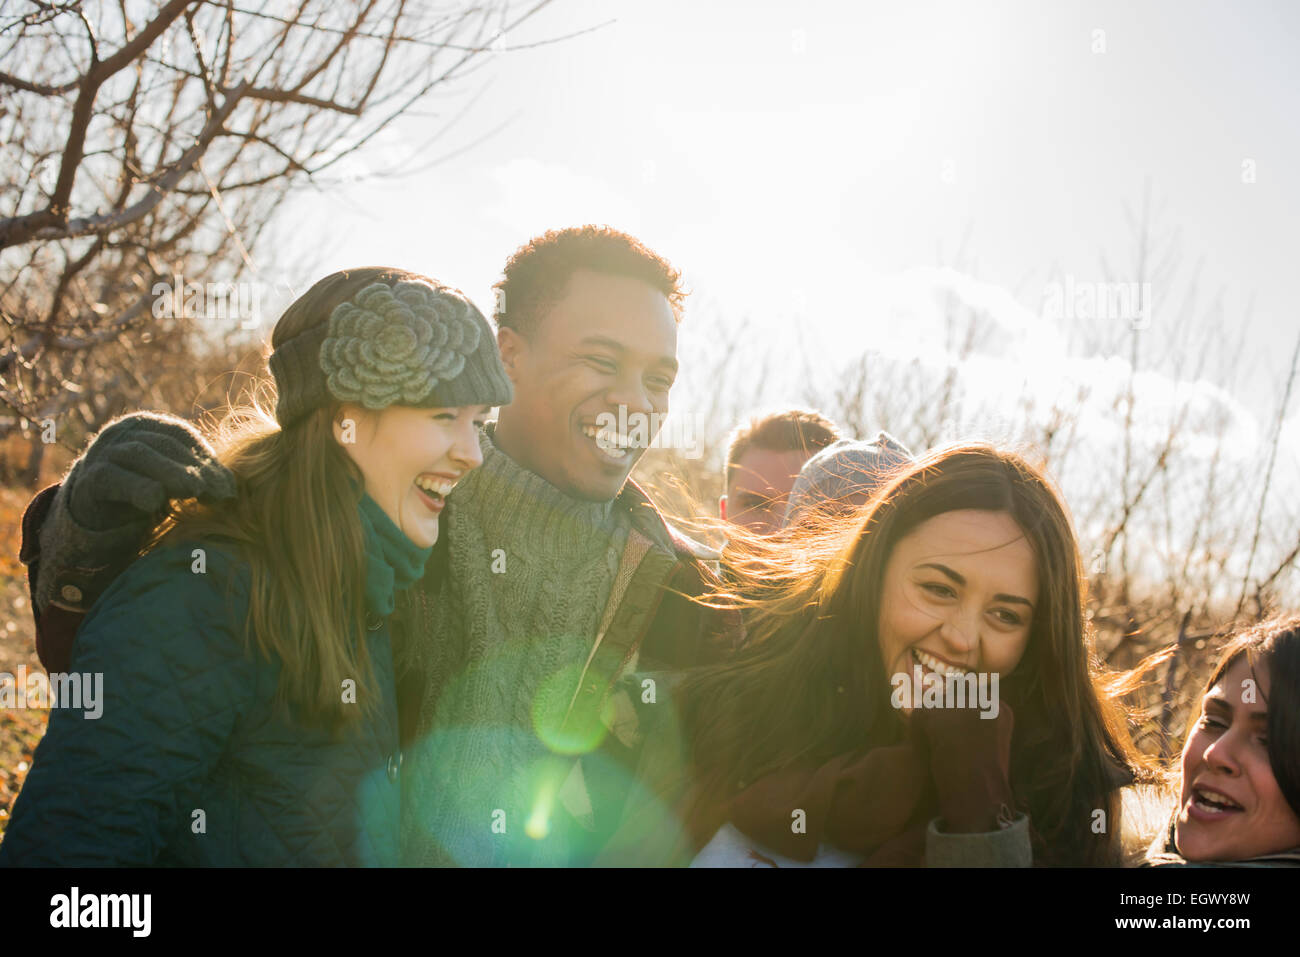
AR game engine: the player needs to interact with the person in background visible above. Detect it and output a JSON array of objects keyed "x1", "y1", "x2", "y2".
[
  {"x1": 720, "y1": 409, "x2": 839, "y2": 536},
  {"x1": 1145, "y1": 616, "x2": 1300, "y2": 866},
  {"x1": 780, "y1": 432, "x2": 915, "y2": 528}
]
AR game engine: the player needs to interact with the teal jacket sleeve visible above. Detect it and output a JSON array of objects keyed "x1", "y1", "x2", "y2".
[{"x1": 0, "y1": 542, "x2": 257, "y2": 866}]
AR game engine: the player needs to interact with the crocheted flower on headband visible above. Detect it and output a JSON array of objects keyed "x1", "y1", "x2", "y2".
[{"x1": 319, "y1": 280, "x2": 482, "y2": 409}]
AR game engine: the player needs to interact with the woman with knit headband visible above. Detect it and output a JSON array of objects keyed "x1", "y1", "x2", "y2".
[{"x1": 0, "y1": 267, "x2": 513, "y2": 866}]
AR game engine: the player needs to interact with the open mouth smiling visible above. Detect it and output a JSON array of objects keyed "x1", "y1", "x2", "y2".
[
  {"x1": 580, "y1": 423, "x2": 639, "y2": 462},
  {"x1": 911, "y1": 647, "x2": 975, "y2": 677},
  {"x1": 413, "y1": 474, "x2": 457, "y2": 510},
  {"x1": 1188, "y1": 783, "x2": 1244, "y2": 817}
]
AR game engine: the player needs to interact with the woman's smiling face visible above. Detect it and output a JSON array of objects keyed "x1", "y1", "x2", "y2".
[
  {"x1": 1175, "y1": 656, "x2": 1300, "y2": 861},
  {"x1": 876, "y1": 509, "x2": 1038, "y2": 697},
  {"x1": 336, "y1": 403, "x2": 488, "y2": 548}
]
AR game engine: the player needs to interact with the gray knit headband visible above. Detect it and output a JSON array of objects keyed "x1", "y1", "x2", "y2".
[{"x1": 269, "y1": 278, "x2": 513, "y2": 427}]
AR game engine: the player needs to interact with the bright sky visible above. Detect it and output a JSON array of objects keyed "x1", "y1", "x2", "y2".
[{"x1": 270, "y1": 0, "x2": 1300, "y2": 479}]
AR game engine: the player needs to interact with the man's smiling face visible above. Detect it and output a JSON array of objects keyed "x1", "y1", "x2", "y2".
[{"x1": 495, "y1": 268, "x2": 679, "y2": 502}]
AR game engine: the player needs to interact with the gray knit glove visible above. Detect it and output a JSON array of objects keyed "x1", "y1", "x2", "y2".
[{"x1": 34, "y1": 412, "x2": 236, "y2": 613}]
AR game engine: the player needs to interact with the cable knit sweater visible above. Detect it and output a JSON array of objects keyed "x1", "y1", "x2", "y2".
[{"x1": 399, "y1": 426, "x2": 632, "y2": 866}]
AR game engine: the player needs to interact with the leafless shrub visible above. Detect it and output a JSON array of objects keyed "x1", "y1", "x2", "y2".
[{"x1": 0, "y1": 0, "x2": 566, "y2": 482}]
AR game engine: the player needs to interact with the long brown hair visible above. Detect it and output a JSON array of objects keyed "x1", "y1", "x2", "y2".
[
  {"x1": 679, "y1": 443, "x2": 1155, "y2": 865},
  {"x1": 150, "y1": 267, "x2": 428, "y2": 727}
]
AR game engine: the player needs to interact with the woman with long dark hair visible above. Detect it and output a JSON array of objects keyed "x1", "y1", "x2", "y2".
[
  {"x1": 1145, "y1": 616, "x2": 1300, "y2": 866},
  {"x1": 610, "y1": 444, "x2": 1156, "y2": 866}
]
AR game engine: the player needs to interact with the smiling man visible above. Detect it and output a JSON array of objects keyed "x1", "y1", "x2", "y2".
[
  {"x1": 396, "y1": 226, "x2": 741, "y2": 866},
  {"x1": 492, "y1": 234, "x2": 682, "y2": 502}
]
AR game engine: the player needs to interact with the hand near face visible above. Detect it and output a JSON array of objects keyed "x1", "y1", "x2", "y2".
[{"x1": 909, "y1": 701, "x2": 1017, "y2": 834}]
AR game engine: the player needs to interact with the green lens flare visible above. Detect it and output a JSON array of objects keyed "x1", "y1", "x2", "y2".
[
  {"x1": 531, "y1": 664, "x2": 613, "y2": 755},
  {"x1": 525, "y1": 778, "x2": 555, "y2": 841}
]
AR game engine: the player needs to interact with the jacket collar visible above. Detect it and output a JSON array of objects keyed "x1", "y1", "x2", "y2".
[{"x1": 615, "y1": 477, "x2": 719, "y2": 563}]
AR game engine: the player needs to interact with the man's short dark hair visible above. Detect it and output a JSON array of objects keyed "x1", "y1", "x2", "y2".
[
  {"x1": 493, "y1": 225, "x2": 686, "y2": 336},
  {"x1": 725, "y1": 409, "x2": 840, "y2": 481}
]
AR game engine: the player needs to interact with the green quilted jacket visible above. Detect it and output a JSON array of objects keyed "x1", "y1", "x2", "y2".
[{"x1": 0, "y1": 540, "x2": 404, "y2": 866}]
